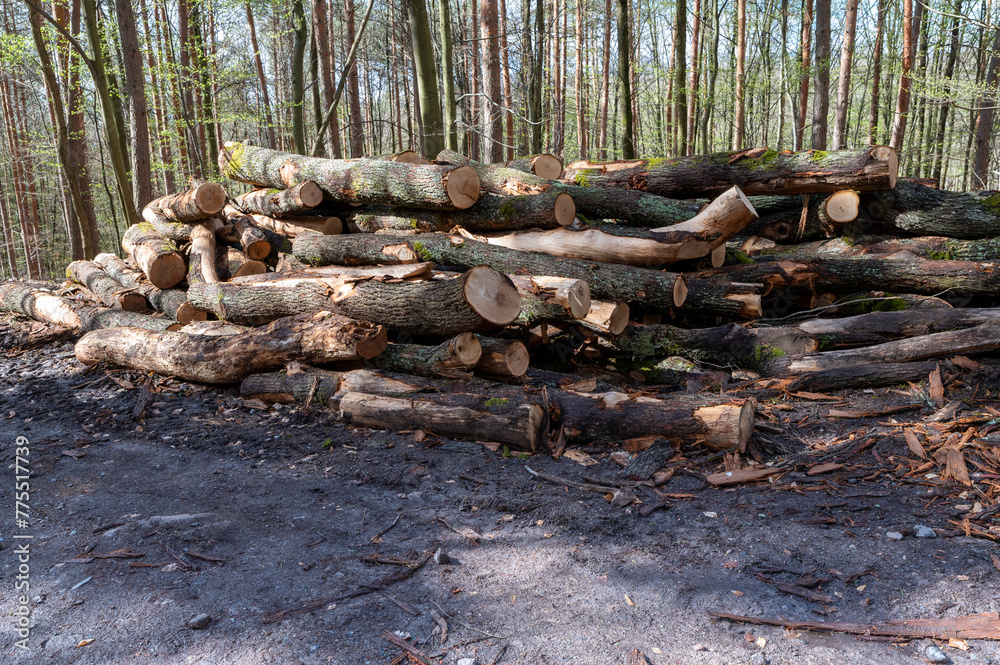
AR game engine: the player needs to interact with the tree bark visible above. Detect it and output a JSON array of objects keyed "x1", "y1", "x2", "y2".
[
  {"x1": 75, "y1": 312, "x2": 388, "y2": 384},
  {"x1": 810, "y1": 0, "x2": 830, "y2": 149},
  {"x1": 480, "y1": 0, "x2": 503, "y2": 162},
  {"x1": 122, "y1": 223, "x2": 187, "y2": 289},
  {"x1": 0, "y1": 281, "x2": 177, "y2": 332},
  {"x1": 973, "y1": 28, "x2": 1000, "y2": 189},
  {"x1": 290, "y1": 0, "x2": 308, "y2": 154},
  {"x1": 406, "y1": 0, "x2": 445, "y2": 157},
  {"x1": 889, "y1": 0, "x2": 915, "y2": 150},
  {"x1": 733, "y1": 0, "x2": 746, "y2": 149},
  {"x1": 187, "y1": 222, "x2": 219, "y2": 285},
  {"x1": 220, "y1": 142, "x2": 480, "y2": 210},
  {"x1": 562, "y1": 146, "x2": 898, "y2": 197},
  {"x1": 151, "y1": 182, "x2": 227, "y2": 223},
  {"x1": 245, "y1": 2, "x2": 276, "y2": 149},
  {"x1": 476, "y1": 337, "x2": 529, "y2": 378},
  {"x1": 66, "y1": 260, "x2": 146, "y2": 311},
  {"x1": 439, "y1": 0, "x2": 458, "y2": 151},
  {"x1": 292, "y1": 231, "x2": 691, "y2": 311},
  {"x1": 233, "y1": 182, "x2": 324, "y2": 218},
  {"x1": 832, "y1": 0, "x2": 858, "y2": 149},
  {"x1": 796, "y1": 0, "x2": 813, "y2": 150},
  {"x1": 376, "y1": 333, "x2": 482, "y2": 377},
  {"x1": 616, "y1": 0, "x2": 634, "y2": 158},
  {"x1": 113, "y1": 0, "x2": 153, "y2": 208},
  {"x1": 867, "y1": 0, "x2": 885, "y2": 145},
  {"x1": 675, "y1": 0, "x2": 687, "y2": 155},
  {"x1": 188, "y1": 266, "x2": 521, "y2": 334},
  {"x1": 864, "y1": 180, "x2": 1000, "y2": 238}
]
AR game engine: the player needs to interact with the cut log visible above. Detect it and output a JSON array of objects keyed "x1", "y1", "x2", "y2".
[
  {"x1": 338, "y1": 392, "x2": 545, "y2": 451},
  {"x1": 222, "y1": 206, "x2": 271, "y2": 259},
  {"x1": 216, "y1": 246, "x2": 267, "y2": 280},
  {"x1": 75, "y1": 311, "x2": 388, "y2": 384},
  {"x1": 505, "y1": 153, "x2": 563, "y2": 179},
  {"x1": 822, "y1": 190, "x2": 861, "y2": 223},
  {"x1": 613, "y1": 322, "x2": 788, "y2": 373},
  {"x1": 121, "y1": 223, "x2": 187, "y2": 289},
  {"x1": 346, "y1": 191, "x2": 577, "y2": 233},
  {"x1": 151, "y1": 182, "x2": 226, "y2": 222},
  {"x1": 435, "y1": 149, "x2": 703, "y2": 227},
  {"x1": 179, "y1": 321, "x2": 248, "y2": 336},
  {"x1": 476, "y1": 337, "x2": 529, "y2": 378},
  {"x1": 234, "y1": 262, "x2": 436, "y2": 282},
  {"x1": 219, "y1": 141, "x2": 480, "y2": 210},
  {"x1": 65, "y1": 260, "x2": 146, "y2": 311},
  {"x1": 141, "y1": 204, "x2": 196, "y2": 241},
  {"x1": 187, "y1": 222, "x2": 220, "y2": 285},
  {"x1": 741, "y1": 191, "x2": 863, "y2": 244},
  {"x1": 375, "y1": 333, "x2": 482, "y2": 377},
  {"x1": 0, "y1": 281, "x2": 177, "y2": 332},
  {"x1": 509, "y1": 275, "x2": 590, "y2": 326},
  {"x1": 757, "y1": 235, "x2": 1000, "y2": 263},
  {"x1": 248, "y1": 212, "x2": 343, "y2": 237},
  {"x1": 92, "y1": 253, "x2": 206, "y2": 324},
  {"x1": 562, "y1": 146, "x2": 898, "y2": 197},
  {"x1": 583, "y1": 299, "x2": 630, "y2": 335},
  {"x1": 785, "y1": 361, "x2": 940, "y2": 392},
  {"x1": 680, "y1": 276, "x2": 763, "y2": 319},
  {"x1": 373, "y1": 150, "x2": 430, "y2": 164},
  {"x1": 554, "y1": 390, "x2": 755, "y2": 450},
  {"x1": 292, "y1": 231, "x2": 691, "y2": 311},
  {"x1": 187, "y1": 266, "x2": 521, "y2": 334},
  {"x1": 651, "y1": 186, "x2": 758, "y2": 250},
  {"x1": 233, "y1": 181, "x2": 324, "y2": 218},
  {"x1": 241, "y1": 367, "x2": 344, "y2": 404},
  {"x1": 483, "y1": 226, "x2": 711, "y2": 266},
  {"x1": 718, "y1": 255, "x2": 1000, "y2": 299},
  {"x1": 864, "y1": 179, "x2": 1000, "y2": 238}
]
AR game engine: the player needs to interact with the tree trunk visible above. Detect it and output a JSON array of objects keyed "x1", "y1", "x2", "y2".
[
  {"x1": 889, "y1": 0, "x2": 915, "y2": 150},
  {"x1": 0, "y1": 281, "x2": 178, "y2": 332},
  {"x1": 245, "y1": 2, "x2": 276, "y2": 149},
  {"x1": 439, "y1": 0, "x2": 458, "y2": 151},
  {"x1": 290, "y1": 0, "x2": 308, "y2": 154},
  {"x1": 220, "y1": 142, "x2": 480, "y2": 210},
  {"x1": 831, "y1": 0, "x2": 857, "y2": 149},
  {"x1": 867, "y1": 0, "x2": 885, "y2": 145},
  {"x1": 187, "y1": 223, "x2": 219, "y2": 285},
  {"x1": 188, "y1": 266, "x2": 522, "y2": 333},
  {"x1": 973, "y1": 28, "x2": 1000, "y2": 189},
  {"x1": 810, "y1": 0, "x2": 830, "y2": 149},
  {"x1": 113, "y1": 0, "x2": 153, "y2": 208},
  {"x1": 233, "y1": 182, "x2": 324, "y2": 218},
  {"x1": 75, "y1": 312, "x2": 387, "y2": 384},
  {"x1": 932, "y1": 2, "x2": 962, "y2": 182},
  {"x1": 616, "y1": 0, "x2": 634, "y2": 158},
  {"x1": 733, "y1": 0, "x2": 746, "y2": 150},
  {"x1": 122, "y1": 223, "x2": 187, "y2": 289},
  {"x1": 562, "y1": 146, "x2": 898, "y2": 197},
  {"x1": 292, "y1": 231, "x2": 691, "y2": 311},
  {"x1": 247, "y1": 213, "x2": 343, "y2": 238},
  {"x1": 152, "y1": 183, "x2": 227, "y2": 223},
  {"x1": 480, "y1": 0, "x2": 503, "y2": 162},
  {"x1": 476, "y1": 337, "x2": 529, "y2": 378},
  {"x1": 687, "y1": 0, "x2": 701, "y2": 154},
  {"x1": 504, "y1": 154, "x2": 563, "y2": 179},
  {"x1": 344, "y1": 0, "x2": 365, "y2": 157},
  {"x1": 484, "y1": 226, "x2": 712, "y2": 266},
  {"x1": 376, "y1": 334, "x2": 482, "y2": 377},
  {"x1": 346, "y1": 192, "x2": 576, "y2": 233},
  {"x1": 406, "y1": 0, "x2": 445, "y2": 158},
  {"x1": 674, "y1": 0, "x2": 687, "y2": 155},
  {"x1": 796, "y1": 0, "x2": 813, "y2": 150},
  {"x1": 598, "y1": 0, "x2": 611, "y2": 158}
]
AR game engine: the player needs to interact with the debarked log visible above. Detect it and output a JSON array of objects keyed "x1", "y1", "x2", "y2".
[{"x1": 74, "y1": 312, "x2": 388, "y2": 384}]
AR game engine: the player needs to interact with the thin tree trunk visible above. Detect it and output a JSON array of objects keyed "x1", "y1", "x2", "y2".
[
  {"x1": 973, "y1": 28, "x2": 1000, "y2": 189},
  {"x1": 529, "y1": 0, "x2": 544, "y2": 153},
  {"x1": 598, "y1": 0, "x2": 611, "y2": 158},
  {"x1": 831, "y1": 0, "x2": 857, "y2": 149},
  {"x1": 480, "y1": 0, "x2": 503, "y2": 161},
  {"x1": 499, "y1": 0, "x2": 514, "y2": 160},
  {"x1": 440, "y1": 0, "x2": 458, "y2": 151},
  {"x1": 732, "y1": 0, "x2": 745, "y2": 150},
  {"x1": 810, "y1": 0, "x2": 830, "y2": 149},
  {"x1": 686, "y1": 0, "x2": 700, "y2": 155},
  {"x1": 867, "y1": 0, "x2": 885, "y2": 145},
  {"x1": 932, "y1": 0, "x2": 962, "y2": 182},
  {"x1": 290, "y1": 0, "x2": 307, "y2": 153},
  {"x1": 113, "y1": 0, "x2": 153, "y2": 207},
  {"x1": 796, "y1": 0, "x2": 813, "y2": 151},
  {"x1": 345, "y1": 0, "x2": 365, "y2": 157},
  {"x1": 889, "y1": 0, "x2": 915, "y2": 150},
  {"x1": 407, "y1": 0, "x2": 445, "y2": 158},
  {"x1": 617, "y1": 0, "x2": 634, "y2": 158},
  {"x1": 245, "y1": 3, "x2": 276, "y2": 149}
]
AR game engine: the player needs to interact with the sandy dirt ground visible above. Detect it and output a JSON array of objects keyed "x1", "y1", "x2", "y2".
[{"x1": 1, "y1": 321, "x2": 999, "y2": 665}]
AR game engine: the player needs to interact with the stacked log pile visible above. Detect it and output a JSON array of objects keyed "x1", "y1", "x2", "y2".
[{"x1": 13, "y1": 141, "x2": 999, "y2": 459}]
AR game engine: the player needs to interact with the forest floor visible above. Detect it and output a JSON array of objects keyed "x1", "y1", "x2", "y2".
[{"x1": 1, "y1": 318, "x2": 999, "y2": 665}]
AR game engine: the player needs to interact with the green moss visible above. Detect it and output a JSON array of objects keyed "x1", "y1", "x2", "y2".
[
  {"x1": 411, "y1": 241, "x2": 433, "y2": 262},
  {"x1": 646, "y1": 157, "x2": 667, "y2": 169},
  {"x1": 925, "y1": 249, "x2": 953, "y2": 260},
  {"x1": 497, "y1": 198, "x2": 519, "y2": 221},
  {"x1": 754, "y1": 345, "x2": 785, "y2": 363},
  {"x1": 733, "y1": 250, "x2": 755, "y2": 265},
  {"x1": 809, "y1": 149, "x2": 830, "y2": 162},
  {"x1": 484, "y1": 397, "x2": 509, "y2": 408}
]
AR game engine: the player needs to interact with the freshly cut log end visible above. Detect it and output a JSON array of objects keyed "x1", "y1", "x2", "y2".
[
  {"x1": 122, "y1": 224, "x2": 186, "y2": 289},
  {"x1": 530, "y1": 154, "x2": 563, "y2": 180},
  {"x1": 444, "y1": 166, "x2": 481, "y2": 210},
  {"x1": 710, "y1": 245, "x2": 726, "y2": 268},
  {"x1": 823, "y1": 190, "x2": 860, "y2": 223},
  {"x1": 176, "y1": 302, "x2": 208, "y2": 325},
  {"x1": 296, "y1": 181, "x2": 324, "y2": 208},
  {"x1": 376, "y1": 333, "x2": 483, "y2": 377},
  {"x1": 872, "y1": 146, "x2": 899, "y2": 189},
  {"x1": 477, "y1": 337, "x2": 530, "y2": 378},
  {"x1": 451, "y1": 332, "x2": 484, "y2": 365},
  {"x1": 464, "y1": 266, "x2": 522, "y2": 327},
  {"x1": 192, "y1": 183, "x2": 227, "y2": 216},
  {"x1": 322, "y1": 217, "x2": 343, "y2": 235},
  {"x1": 554, "y1": 192, "x2": 576, "y2": 226},
  {"x1": 585, "y1": 299, "x2": 630, "y2": 335},
  {"x1": 673, "y1": 277, "x2": 688, "y2": 308},
  {"x1": 694, "y1": 399, "x2": 756, "y2": 451},
  {"x1": 558, "y1": 278, "x2": 591, "y2": 319}
]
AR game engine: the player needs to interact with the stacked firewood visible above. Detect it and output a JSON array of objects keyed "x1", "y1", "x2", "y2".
[{"x1": 15, "y1": 140, "x2": 996, "y2": 456}]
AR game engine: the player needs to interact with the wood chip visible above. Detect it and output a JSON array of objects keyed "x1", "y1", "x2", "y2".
[
  {"x1": 806, "y1": 463, "x2": 844, "y2": 476},
  {"x1": 706, "y1": 467, "x2": 781, "y2": 486},
  {"x1": 945, "y1": 448, "x2": 972, "y2": 486},
  {"x1": 904, "y1": 428, "x2": 926, "y2": 459},
  {"x1": 929, "y1": 366, "x2": 945, "y2": 408}
]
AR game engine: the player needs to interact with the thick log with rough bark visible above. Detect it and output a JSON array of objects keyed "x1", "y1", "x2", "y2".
[
  {"x1": 784, "y1": 361, "x2": 939, "y2": 392},
  {"x1": 375, "y1": 334, "x2": 482, "y2": 377},
  {"x1": 248, "y1": 213, "x2": 343, "y2": 237},
  {"x1": 122, "y1": 223, "x2": 187, "y2": 289},
  {"x1": 216, "y1": 246, "x2": 266, "y2": 280},
  {"x1": 745, "y1": 235, "x2": 1000, "y2": 263},
  {"x1": 338, "y1": 392, "x2": 546, "y2": 451},
  {"x1": 554, "y1": 390, "x2": 755, "y2": 450},
  {"x1": 372, "y1": 150, "x2": 430, "y2": 164},
  {"x1": 509, "y1": 275, "x2": 590, "y2": 326},
  {"x1": 187, "y1": 266, "x2": 521, "y2": 334},
  {"x1": 235, "y1": 263, "x2": 436, "y2": 282},
  {"x1": 222, "y1": 206, "x2": 271, "y2": 259},
  {"x1": 0, "y1": 281, "x2": 178, "y2": 332},
  {"x1": 680, "y1": 276, "x2": 763, "y2": 319},
  {"x1": 233, "y1": 181, "x2": 324, "y2": 218},
  {"x1": 75, "y1": 312, "x2": 388, "y2": 384},
  {"x1": 241, "y1": 367, "x2": 344, "y2": 404},
  {"x1": 864, "y1": 179, "x2": 1000, "y2": 238},
  {"x1": 505, "y1": 153, "x2": 564, "y2": 179},
  {"x1": 92, "y1": 253, "x2": 205, "y2": 324},
  {"x1": 562, "y1": 146, "x2": 898, "y2": 197},
  {"x1": 435, "y1": 149, "x2": 702, "y2": 226},
  {"x1": 346, "y1": 192, "x2": 576, "y2": 233},
  {"x1": 220, "y1": 142, "x2": 481, "y2": 210},
  {"x1": 66, "y1": 260, "x2": 146, "y2": 311},
  {"x1": 292, "y1": 231, "x2": 690, "y2": 311},
  {"x1": 151, "y1": 182, "x2": 227, "y2": 223},
  {"x1": 476, "y1": 337, "x2": 530, "y2": 378},
  {"x1": 613, "y1": 322, "x2": 792, "y2": 373},
  {"x1": 719, "y1": 255, "x2": 1000, "y2": 298},
  {"x1": 187, "y1": 223, "x2": 220, "y2": 285}
]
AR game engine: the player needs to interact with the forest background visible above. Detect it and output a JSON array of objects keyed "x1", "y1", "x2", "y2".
[{"x1": 0, "y1": 0, "x2": 992, "y2": 278}]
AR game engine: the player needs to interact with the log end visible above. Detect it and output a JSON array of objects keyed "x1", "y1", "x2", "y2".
[
  {"x1": 298, "y1": 181, "x2": 325, "y2": 208},
  {"x1": 672, "y1": 276, "x2": 688, "y2": 308},
  {"x1": 446, "y1": 166, "x2": 481, "y2": 210},
  {"x1": 710, "y1": 245, "x2": 726, "y2": 268},
  {"x1": 195, "y1": 183, "x2": 227, "y2": 215},
  {"x1": 149, "y1": 253, "x2": 187, "y2": 290},
  {"x1": 452, "y1": 332, "x2": 484, "y2": 365},
  {"x1": 824, "y1": 190, "x2": 861, "y2": 223},
  {"x1": 121, "y1": 293, "x2": 148, "y2": 312},
  {"x1": 176, "y1": 302, "x2": 209, "y2": 325},
  {"x1": 871, "y1": 146, "x2": 899, "y2": 189},
  {"x1": 356, "y1": 324, "x2": 389, "y2": 360},
  {"x1": 464, "y1": 266, "x2": 522, "y2": 327},
  {"x1": 478, "y1": 339, "x2": 530, "y2": 378},
  {"x1": 567, "y1": 279, "x2": 592, "y2": 319},
  {"x1": 734, "y1": 185, "x2": 758, "y2": 219},
  {"x1": 676, "y1": 238, "x2": 713, "y2": 260},
  {"x1": 232, "y1": 260, "x2": 268, "y2": 278},
  {"x1": 554, "y1": 192, "x2": 577, "y2": 227},
  {"x1": 526, "y1": 403, "x2": 546, "y2": 452},
  {"x1": 392, "y1": 150, "x2": 430, "y2": 165},
  {"x1": 695, "y1": 398, "x2": 756, "y2": 451},
  {"x1": 246, "y1": 240, "x2": 272, "y2": 260},
  {"x1": 532, "y1": 154, "x2": 564, "y2": 180},
  {"x1": 323, "y1": 217, "x2": 344, "y2": 235},
  {"x1": 730, "y1": 293, "x2": 763, "y2": 319},
  {"x1": 586, "y1": 299, "x2": 630, "y2": 335}
]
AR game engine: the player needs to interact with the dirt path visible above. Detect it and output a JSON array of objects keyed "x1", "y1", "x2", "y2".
[{"x1": 1, "y1": 330, "x2": 999, "y2": 665}]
